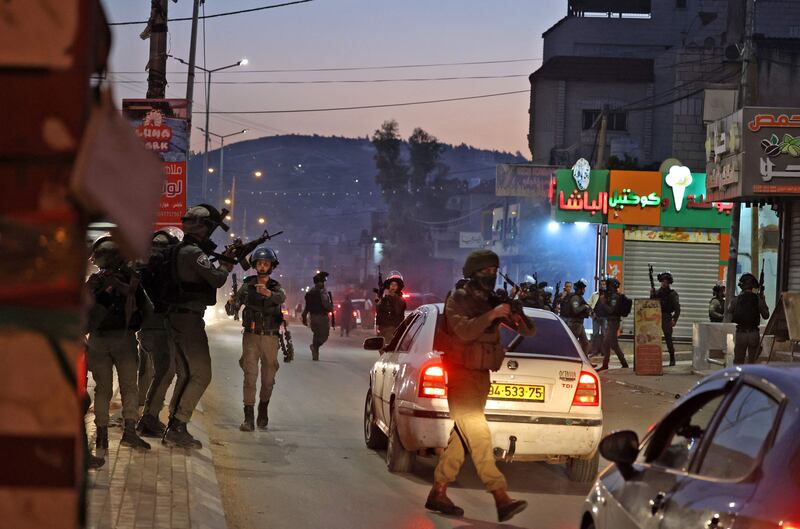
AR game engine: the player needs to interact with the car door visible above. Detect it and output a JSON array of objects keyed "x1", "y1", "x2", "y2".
[
  {"x1": 658, "y1": 379, "x2": 783, "y2": 529},
  {"x1": 374, "y1": 313, "x2": 417, "y2": 425},
  {"x1": 381, "y1": 311, "x2": 426, "y2": 421},
  {"x1": 604, "y1": 380, "x2": 734, "y2": 529}
]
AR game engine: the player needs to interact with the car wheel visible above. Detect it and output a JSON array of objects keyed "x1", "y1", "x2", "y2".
[
  {"x1": 566, "y1": 451, "x2": 599, "y2": 483},
  {"x1": 386, "y1": 403, "x2": 415, "y2": 473},
  {"x1": 364, "y1": 389, "x2": 387, "y2": 449}
]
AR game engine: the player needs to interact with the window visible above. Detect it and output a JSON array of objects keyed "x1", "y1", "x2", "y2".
[
  {"x1": 498, "y1": 317, "x2": 582, "y2": 359},
  {"x1": 582, "y1": 109, "x2": 628, "y2": 131},
  {"x1": 384, "y1": 314, "x2": 416, "y2": 352},
  {"x1": 647, "y1": 392, "x2": 726, "y2": 471},
  {"x1": 698, "y1": 385, "x2": 780, "y2": 480},
  {"x1": 397, "y1": 313, "x2": 426, "y2": 352}
]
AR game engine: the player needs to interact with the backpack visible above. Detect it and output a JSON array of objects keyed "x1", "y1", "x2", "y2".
[
  {"x1": 617, "y1": 294, "x2": 633, "y2": 317},
  {"x1": 144, "y1": 241, "x2": 183, "y2": 306}
]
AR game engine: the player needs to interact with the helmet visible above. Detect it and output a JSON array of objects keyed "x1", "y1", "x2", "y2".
[
  {"x1": 712, "y1": 282, "x2": 725, "y2": 295},
  {"x1": 251, "y1": 246, "x2": 279, "y2": 267},
  {"x1": 181, "y1": 204, "x2": 229, "y2": 239},
  {"x1": 313, "y1": 271, "x2": 329, "y2": 284},
  {"x1": 91, "y1": 233, "x2": 121, "y2": 269},
  {"x1": 384, "y1": 270, "x2": 404, "y2": 290},
  {"x1": 657, "y1": 271, "x2": 674, "y2": 284},
  {"x1": 575, "y1": 278, "x2": 588, "y2": 290},
  {"x1": 462, "y1": 250, "x2": 499, "y2": 278},
  {"x1": 152, "y1": 226, "x2": 184, "y2": 247},
  {"x1": 606, "y1": 277, "x2": 620, "y2": 290},
  {"x1": 543, "y1": 286, "x2": 554, "y2": 296},
  {"x1": 537, "y1": 281, "x2": 548, "y2": 290},
  {"x1": 738, "y1": 273, "x2": 758, "y2": 289}
]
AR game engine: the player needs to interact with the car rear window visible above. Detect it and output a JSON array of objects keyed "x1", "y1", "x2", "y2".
[{"x1": 499, "y1": 317, "x2": 581, "y2": 359}]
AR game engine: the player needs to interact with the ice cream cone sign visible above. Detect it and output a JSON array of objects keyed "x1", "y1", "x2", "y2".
[{"x1": 666, "y1": 165, "x2": 693, "y2": 212}]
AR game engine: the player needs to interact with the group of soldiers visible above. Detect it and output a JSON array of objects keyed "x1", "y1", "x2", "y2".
[{"x1": 707, "y1": 273, "x2": 770, "y2": 364}]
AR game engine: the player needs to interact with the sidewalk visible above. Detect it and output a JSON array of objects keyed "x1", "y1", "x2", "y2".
[
  {"x1": 85, "y1": 377, "x2": 227, "y2": 529},
  {"x1": 598, "y1": 362, "x2": 703, "y2": 399}
]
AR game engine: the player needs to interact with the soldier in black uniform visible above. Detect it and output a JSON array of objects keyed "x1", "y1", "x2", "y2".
[
  {"x1": 302, "y1": 271, "x2": 333, "y2": 361},
  {"x1": 708, "y1": 283, "x2": 725, "y2": 322},
  {"x1": 562, "y1": 279, "x2": 591, "y2": 354},
  {"x1": 727, "y1": 273, "x2": 770, "y2": 364},
  {"x1": 226, "y1": 246, "x2": 286, "y2": 431},
  {"x1": 650, "y1": 271, "x2": 680, "y2": 366},
  {"x1": 86, "y1": 235, "x2": 152, "y2": 452},
  {"x1": 595, "y1": 278, "x2": 629, "y2": 371},
  {"x1": 163, "y1": 204, "x2": 233, "y2": 448},
  {"x1": 375, "y1": 270, "x2": 406, "y2": 341}
]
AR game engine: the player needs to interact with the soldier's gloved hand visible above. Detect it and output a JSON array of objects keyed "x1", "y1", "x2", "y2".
[{"x1": 491, "y1": 304, "x2": 511, "y2": 321}]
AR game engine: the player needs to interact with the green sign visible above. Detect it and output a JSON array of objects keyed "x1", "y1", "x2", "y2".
[
  {"x1": 660, "y1": 170, "x2": 733, "y2": 229},
  {"x1": 553, "y1": 169, "x2": 609, "y2": 223}
]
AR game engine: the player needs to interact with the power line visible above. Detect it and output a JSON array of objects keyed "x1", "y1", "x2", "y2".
[
  {"x1": 99, "y1": 73, "x2": 529, "y2": 85},
  {"x1": 208, "y1": 89, "x2": 529, "y2": 114},
  {"x1": 109, "y1": 0, "x2": 314, "y2": 26},
  {"x1": 622, "y1": 69, "x2": 741, "y2": 112}
]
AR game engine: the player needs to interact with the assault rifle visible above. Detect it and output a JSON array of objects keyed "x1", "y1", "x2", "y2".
[
  {"x1": 648, "y1": 263, "x2": 655, "y2": 292},
  {"x1": 759, "y1": 258, "x2": 765, "y2": 295},
  {"x1": 373, "y1": 265, "x2": 384, "y2": 302},
  {"x1": 221, "y1": 228, "x2": 284, "y2": 271},
  {"x1": 488, "y1": 288, "x2": 534, "y2": 334},
  {"x1": 554, "y1": 281, "x2": 561, "y2": 311},
  {"x1": 328, "y1": 291, "x2": 336, "y2": 329},
  {"x1": 231, "y1": 273, "x2": 240, "y2": 320},
  {"x1": 279, "y1": 321, "x2": 295, "y2": 363}
]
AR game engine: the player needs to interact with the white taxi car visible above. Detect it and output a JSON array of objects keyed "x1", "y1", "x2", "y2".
[{"x1": 363, "y1": 304, "x2": 603, "y2": 481}]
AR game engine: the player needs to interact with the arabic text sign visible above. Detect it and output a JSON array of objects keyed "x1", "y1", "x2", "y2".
[
  {"x1": 660, "y1": 172, "x2": 733, "y2": 229},
  {"x1": 607, "y1": 171, "x2": 661, "y2": 226},
  {"x1": 624, "y1": 228, "x2": 721, "y2": 244},
  {"x1": 496, "y1": 164, "x2": 555, "y2": 198},
  {"x1": 554, "y1": 169, "x2": 610, "y2": 223},
  {"x1": 744, "y1": 107, "x2": 800, "y2": 196},
  {"x1": 459, "y1": 232, "x2": 483, "y2": 248},
  {"x1": 634, "y1": 299, "x2": 663, "y2": 375}
]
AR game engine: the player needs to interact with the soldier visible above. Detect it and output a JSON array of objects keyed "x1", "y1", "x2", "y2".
[
  {"x1": 588, "y1": 278, "x2": 606, "y2": 357},
  {"x1": 339, "y1": 294, "x2": 355, "y2": 337},
  {"x1": 375, "y1": 271, "x2": 406, "y2": 341},
  {"x1": 708, "y1": 283, "x2": 726, "y2": 323},
  {"x1": 727, "y1": 273, "x2": 770, "y2": 364},
  {"x1": 594, "y1": 278, "x2": 629, "y2": 371},
  {"x1": 163, "y1": 204, "x2": 233, "y2": 448},
  {"x1": 542, "y1": 285, "x2": 555, "y2": 312},
  {"x1": 562, "y1": 279, "x2": 591, "y2": 354},
  {"x1": 555, "y1": 281, "x2": 573, "y2": 315},
  {"x1": 650, "y1": 271, "x2": 680, "y2": 366},
  {"x1": 226, "y1": 246, "x2": 286, "y2": 431},
  {"x1": 86, "y1": 235, "x2": 151, "y2": 452},
  {"x1": 136, "y1": 227, "x2": 183, "y2": 437},
  {"x1": 426, "y1": 250, "x2": 533, "y2": 523},
  {"x1": 302, "y1": 271, "x2": 333, "y2": 361}
]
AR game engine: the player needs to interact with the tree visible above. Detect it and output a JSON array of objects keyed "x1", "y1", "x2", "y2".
[{"x1": 371, "y1": 120, "x2": 410, "y2": 261}]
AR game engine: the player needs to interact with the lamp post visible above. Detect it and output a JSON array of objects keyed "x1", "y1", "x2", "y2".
[
  {"x1": 170, "y1": 55, "x2": 248, "y2": 201},
  {"x1": 197, "y1": 127, "x2": 246, "y2": 206}
]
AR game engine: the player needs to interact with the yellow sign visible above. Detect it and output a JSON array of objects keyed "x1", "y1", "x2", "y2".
[
  {"x1": 624, "y1": 228, "x2": 720, "y2": 244},
  {"x1": 488, "y1": 383, "x2": 545, "y2": 402},
  {"x1": 634, "y1": 299, "x2": 663, "y2": 375}
]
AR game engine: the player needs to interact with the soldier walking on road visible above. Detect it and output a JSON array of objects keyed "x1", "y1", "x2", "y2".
[
  {"x1": 562, "y1": 279, "x2": 591, "y2": 354},
  {"x1": 86, "y1": 235, "x2": 152, "y2": 453},
  {"x1": 650, "y1": 271, "x2": 680, "y2": 366},
  {"x1": 709, "y1": 283, "x2": 726, "y2": 323},
  {"x1": 588, "y1": 278, "x2": 606, "y2": 357},
  {"x1": 375, "y1": 271, "x2": 406, "y2": 341},
  {"x1": 226, "y1": 247, "x2": 286, "y2": 431},
  {"x1": 339, "y1": 295, "x2": 355, "y2": 337},
  {"x1": 426, "y1": 250, "x2": 534, "y2": 523},
  {"x1": 302, "y1": 271, "x2": 333, "y2": 361},
  {"x1": 163, "y1": 204, "x2": 233, "y2": 449},
  {"x1": 727, "y1": 273, "x2": 770, "y2": 364},
  {"x1": 595, "y1": 278, "x2": 629, "y2": 371}
]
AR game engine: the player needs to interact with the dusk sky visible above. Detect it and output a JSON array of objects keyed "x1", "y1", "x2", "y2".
[{"x1": 102, "y1": 0, "x2": 567, "y2": 156}]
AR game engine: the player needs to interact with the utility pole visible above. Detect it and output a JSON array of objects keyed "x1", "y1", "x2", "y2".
[
  {"x1": 145, "y1": 0, "x2": 169, "y2": 99},
  {"x1": 594, "y1": 108, "x2": 609, "y2": 169},
  {"x1": 724, "y1": 0, "x2": 756, "y2": 321},
  {"x1": 185, "y1": 0, "x2": 201, "y2": 114}
]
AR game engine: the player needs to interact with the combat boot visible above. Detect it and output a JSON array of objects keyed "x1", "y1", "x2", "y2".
[
  {"x1": 256, "y1": 401, "x2": 269, "y2": 429},
  {"x1": 240, "y1": 405, "x2": 255, "y2": 432},
  {"x1": 163, "y1": 418, "x2": 202, "y2": 449},
  {"x1": 137, "y1": 413, "x2": 166, "y2": 438},
  {"x1": 492, "y1": 489, "x2": 528, "y2": 522},
  {"x1": 424, "y1": 483, "x2": 464, "y2": 517},
  {"x1": 311, "y1": 344, "x2": 319, "y2": 361},
  {"x1": 96, "y1": 426, "x2": 109, "y2": 449},
  {"x1": 121, "y1": 419, "x2": 151, "y2": 450}
]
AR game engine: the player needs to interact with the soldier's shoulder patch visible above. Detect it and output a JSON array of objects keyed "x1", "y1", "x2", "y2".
[{"x1": 196, "y1": 253, "x2": 212, "y2": 268}]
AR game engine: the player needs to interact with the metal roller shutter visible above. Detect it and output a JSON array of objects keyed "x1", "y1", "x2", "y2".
[
  {"x1": 621, "y1": 239, "x2": 720, "y2": 339},
  {"x1": 789, "y1": 200, "x2": 800, "y2": 292}
]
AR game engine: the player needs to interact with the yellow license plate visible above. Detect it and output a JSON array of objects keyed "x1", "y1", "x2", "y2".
[{"x1": 489, "y1": 383, "x2": 545, "y2": 402}]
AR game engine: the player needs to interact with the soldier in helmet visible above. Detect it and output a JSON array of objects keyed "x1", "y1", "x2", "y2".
[
  {"x1": 650, "y1": 271, "x2": 680, "y2": 366},
  {"x1": 727, "y1": 273, "x2": 770, "y2": 364},
  {"x1": 226, "y1": 246, "x2": 286, "y2": 431},
  {"x1": 375, "y1": 270, "x2": 407, "y2": 341},
  {"x1": 86, "y1": 234, "x2": 152, "y2": 453},
  {"x1": 709, "y1": 283, "x2": 726, "y2": 322},
  {"x1": 163, "y1": 204, "x2": 234, "y2": 448},
  {"x1": 562, "y1": 279, "x2": 591, "y2": 354},
  {"x1": 136, "y1": 227, "x2": 183, "y2": 438},
  {"x1": 302, "y1": 271, "x2": 333, "y2": 361},
  {"x1": 594, "y1": 277, "x2": 629, "y2": 371}
]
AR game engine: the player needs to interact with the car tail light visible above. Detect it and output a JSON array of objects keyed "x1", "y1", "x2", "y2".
[
  {"x1": 571, "y1": 371, "x2": 599, "y2": 406},
  {"x1": 419, "y1": 364, "x2": 447, "y2": 398},
  {"x1": 353, "y1": 311, "x2": 358, "y2": 317},
  {"x1": 402, "y1": 293, "x2": 411, "y2": 299},
  {"x1": 780, "y1": 524, "x2": 800, "y2": 529}
]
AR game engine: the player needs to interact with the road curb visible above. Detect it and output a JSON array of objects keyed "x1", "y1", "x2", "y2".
[{"x1": 186, "y1": 403, "x2": 228, "y2": 529}]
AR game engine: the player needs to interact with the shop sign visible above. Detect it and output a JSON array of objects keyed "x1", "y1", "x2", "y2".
[
  {"x1": 123, "y1": 99, "x2": 189, "y2": 228},
  {"x1": 660, "y1": 169, "x2": 733, "y2": 229},
  {"x1": 554, "y1": 168, "x2": 609, "y2": 223},
  {"x1": 496, "y1": 164, "x2": 555, "y2": 198},
  {"x1": 624, "y1": 228, "x2": 721, "y2": 244},
  {"x1": 607, "y1": 171, "x2": 661, "y2": 225},
  {"x1": 633, "y1": 299, "x2": 663, "y2": 375},
  {"x1": 459, "y1": 232, "x2": 483, "y2": 248}
]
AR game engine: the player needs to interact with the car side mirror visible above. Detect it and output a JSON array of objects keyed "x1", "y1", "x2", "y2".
[
  {"x1": 599, "y1": 430, "x2": 640, "y2": 480},
  {"x1": 363, "y1": 336, "x2": 385, "y2": 351}
]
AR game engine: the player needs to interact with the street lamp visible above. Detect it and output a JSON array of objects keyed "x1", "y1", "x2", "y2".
[
  {"x1": 170, "y1": 54, "x2": 248, "y2": 201},
  {"x1": 197, "y1": 126, "x2": 247, "y2": 205},
  {"x1": 254, "y1": 170, "x2": 263, "y2": 178}
]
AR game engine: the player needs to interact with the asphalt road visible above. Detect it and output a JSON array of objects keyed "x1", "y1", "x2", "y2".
[{"x1": 202, "y1": 319, "x2": 678, "y2": 529}]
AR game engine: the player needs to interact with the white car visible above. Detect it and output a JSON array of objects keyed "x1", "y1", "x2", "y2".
[{"x1": 363, "y1": 303, "x2": 603, "y2": 482}]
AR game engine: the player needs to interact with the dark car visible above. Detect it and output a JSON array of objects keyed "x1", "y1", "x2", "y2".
[{"x1": 581, "y1": 364, "x2": 800, "y2": 529}]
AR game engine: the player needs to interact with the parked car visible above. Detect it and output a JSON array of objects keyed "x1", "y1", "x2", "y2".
[
  {"x1": 580, "y1": 364, "x2": 800, "y2": 529},
  {"x1": 401, "y1": 292, "x2": 441, "y2": 314},
  {"x1": 363, "y1": 303, "x2": 602, "y2": 480}
]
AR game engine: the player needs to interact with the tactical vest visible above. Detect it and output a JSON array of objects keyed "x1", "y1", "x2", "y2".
[
  {"x1": 241, "y1": 278, "x2": 284, "y2": 333},
  {"x1": 440, "y1": 286, "x2": 505, "y2": 371},
  {"x1": 732, "y1": 292, "x2": 761, "y2": 329},
  {"x1": 158, "y1": 242, "x2": 216, "y2": 307},
  {"x1": 87, "y1": 269, "x2": 143, "y2": 332}
]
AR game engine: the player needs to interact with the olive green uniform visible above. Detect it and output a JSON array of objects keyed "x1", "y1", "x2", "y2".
[
  {"x1": 303, "y1": 286, "x2": 333, "y2": 360},
  {"x1": 167, "y1": 243, "x2": 229, "y2": 423},
  {"x1": 138, "y1": 313, "x2": 176, "y2": 418},
  {"x1": 434, "y1": 281, "x2": 535, "y2": 492},
  {"x1": 727, "y1": 291, "x2": 770, "y2": 364}
]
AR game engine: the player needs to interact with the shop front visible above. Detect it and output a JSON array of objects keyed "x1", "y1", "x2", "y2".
[{"x1": 553, "y1": 163, "x2": 733, "y2": 338}]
